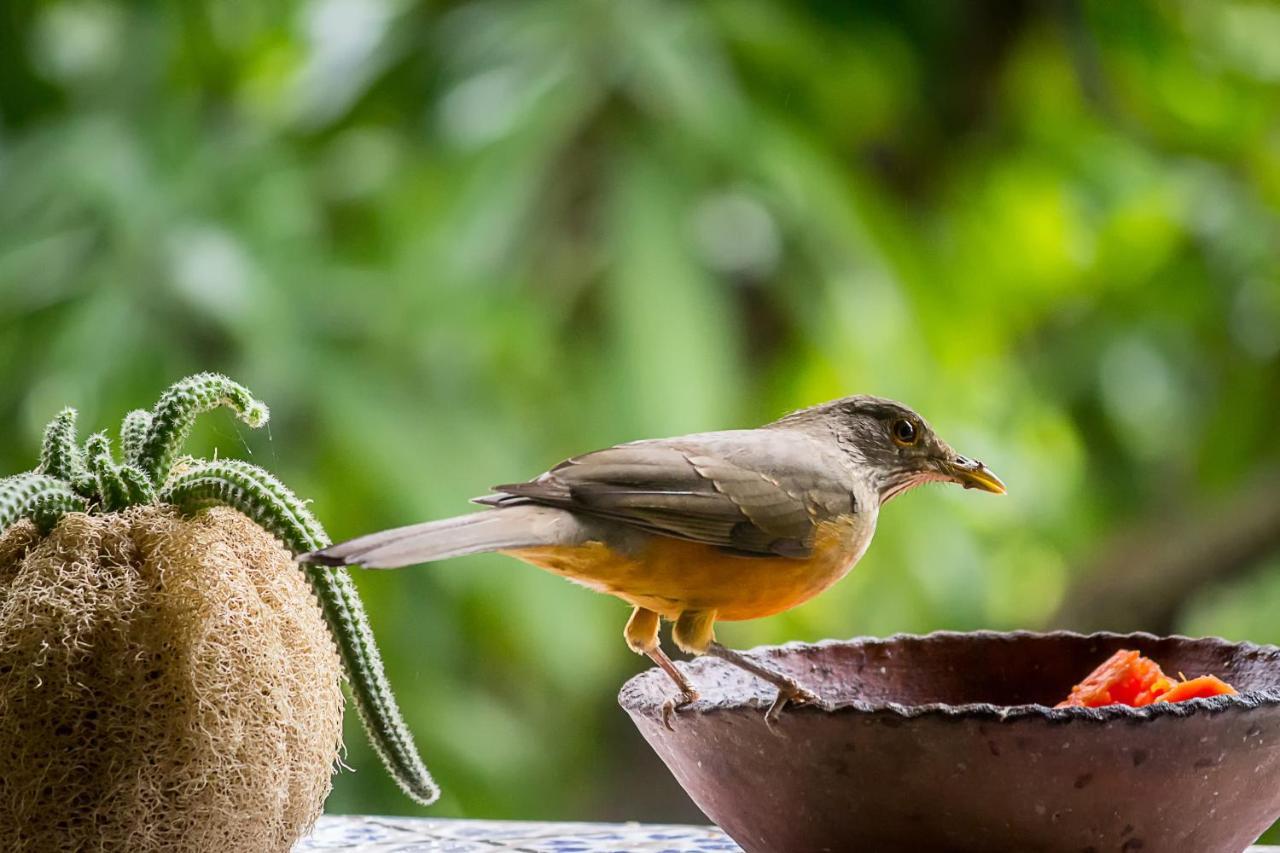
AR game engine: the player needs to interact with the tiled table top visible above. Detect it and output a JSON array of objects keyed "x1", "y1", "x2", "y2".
[
  {"x1": 298, "y1": 815, "x2": 741, "y2": 852},
  {"x1": 300, "y1": 816, "x2": 1278, "y2": 852}
]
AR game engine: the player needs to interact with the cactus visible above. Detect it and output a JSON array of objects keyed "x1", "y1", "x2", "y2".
[
  {"x1": 120, "y1": 409, "x2": 153, "y2": 465},
  {"x1": 2, "y1": 374, "x2": 438, "y2": 806},
  {"x1": 84, "y1": 432, "x2": 130, "y2": 512},
  {"x1": 0, "y1": 473, "x2": 87, "y2": 532},
  {"x1": 39, "y1": 408, "x2": 94, "y2": 496},
  {"x1": 135, "y1": 373, "x2": 269, "y2": 485}
]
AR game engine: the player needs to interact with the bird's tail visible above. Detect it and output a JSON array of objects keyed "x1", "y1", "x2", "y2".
[{"x1": 300, "y1": 504, "x2": 571, "y2": 569}]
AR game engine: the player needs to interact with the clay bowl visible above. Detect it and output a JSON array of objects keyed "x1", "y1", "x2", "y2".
[{"x1": 619, "y1": 631, "x2": 1280, "y2": 853}]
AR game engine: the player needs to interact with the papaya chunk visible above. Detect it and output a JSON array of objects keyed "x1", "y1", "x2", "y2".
[
  {"x1": 1056, "y1": 649, "x2": 1235, "y2": 708},
  {"x1": 1155, "y1": 675, "x2": 1237, "y2": 703},
  {"x1": 1056, "y1": 650, "x2": 1174, "y2": 708}
]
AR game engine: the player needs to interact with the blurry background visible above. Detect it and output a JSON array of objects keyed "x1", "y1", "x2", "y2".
[{"x1": 2, "y1": 0, "x2": 1280, "y2": 827}]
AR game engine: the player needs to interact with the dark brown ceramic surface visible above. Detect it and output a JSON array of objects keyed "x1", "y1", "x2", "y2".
[{"x1": 619, "y1": 632, "x2": 1280, "y2": 853}]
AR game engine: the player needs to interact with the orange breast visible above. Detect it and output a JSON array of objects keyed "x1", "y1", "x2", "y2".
[{"x1": 505, "y1": 515, "x2": 868, "y2": 622}]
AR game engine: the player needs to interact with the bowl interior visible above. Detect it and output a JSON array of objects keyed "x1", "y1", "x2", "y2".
[
  {"x1": 625, "y1": 631, "x2": 1280, "y2": 712},
  {"x1": 782, "y1": 631, "x2": 1280, "y2": 709}
]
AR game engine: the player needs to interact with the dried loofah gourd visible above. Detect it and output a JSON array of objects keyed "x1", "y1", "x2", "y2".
[
  {"x1": 0, "y1": 374, "x2": 437, "y2": 853},
  {"x1": 0, "y1": 507, "x2": 342, "y2": 851}
]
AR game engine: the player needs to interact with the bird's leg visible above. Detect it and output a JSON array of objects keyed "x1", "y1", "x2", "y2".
[
  {"x1": 650, "y1": 647, "x2": 698, "y2": 731},
  {"x1": 626, "y1": 607, "x2": 697, "y2": 730},
  {"x1": 705, "y1": 642, "x2": 822, "y2": 724},
  {"x1": 674, "y1": 609, "x2": 820, "y2": 724}
]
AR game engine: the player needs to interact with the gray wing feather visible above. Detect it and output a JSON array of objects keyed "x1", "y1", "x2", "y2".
[{"x1": 486, "y1": 430, "x2": 856, "y2": 558}]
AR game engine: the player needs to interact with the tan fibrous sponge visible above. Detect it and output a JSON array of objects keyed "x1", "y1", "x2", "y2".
[{"x1": 0, "y1": 505, "x2": 344, "y2": 853}]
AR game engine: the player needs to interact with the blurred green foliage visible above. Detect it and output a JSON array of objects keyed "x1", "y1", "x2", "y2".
[{"x1": 2, "y1": 0, "x2": 1279, "y2": 826}]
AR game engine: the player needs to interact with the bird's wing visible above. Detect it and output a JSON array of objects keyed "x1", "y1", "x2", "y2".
[{"x1": 479, "y1": 430, "x2": 857, "y2": 557}]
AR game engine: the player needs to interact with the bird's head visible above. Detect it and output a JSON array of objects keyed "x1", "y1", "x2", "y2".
[{"x1": 778, "y1": 395, "x2": 1006, "y2": 504}]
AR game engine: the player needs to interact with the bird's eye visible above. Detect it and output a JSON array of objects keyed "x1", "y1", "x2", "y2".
[{"x1": 891, "y1": 418, "x2": 918, "y2": 446}]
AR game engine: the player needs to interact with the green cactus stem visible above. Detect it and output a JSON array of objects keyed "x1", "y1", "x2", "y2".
[
  {"x1": 1, "y1": 374, "x2": 439, "y2": 806},
  {"x1": 0, "y1": 472, "x2": 87, "y2": 532},
  {"x1": 85, "y1": 433, "x2": 131, "y2": 512},
  {"x1": 118, "y1": 464, "x2": 156, "y2": 506},
  {"x1": 135, "y1": 372, "x2": 269, "y2": 485},
  {"x1": 120, "y1": 409, "x2": 153, "y2": 466},
  {"x1": 39, "y1": 408, "x2": 94, "y2": 496}
]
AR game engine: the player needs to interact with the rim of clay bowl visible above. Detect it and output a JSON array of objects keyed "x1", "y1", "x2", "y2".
[{"x1": 618, "y1": 630, "x2": 1280, "y2": 724}]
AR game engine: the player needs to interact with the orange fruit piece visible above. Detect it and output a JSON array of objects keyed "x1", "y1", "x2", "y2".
[
  {"x1": 1054, "y1": 650, "x2": 1172, "y2": 701},
  {"x1": 1057, "y1": 650, "x2": 1238, "y2": 708},
  {"x1": 1056, "y1": 649, "x2": 1175, "y2": 708},
  {"x1": 1155, "y1": 675, "x2": 1237, "y2": 703}
]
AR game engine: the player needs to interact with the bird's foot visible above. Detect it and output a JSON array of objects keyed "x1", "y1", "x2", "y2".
[
  {"x1": 661, "y1": 689, "x2": 700, "y2": 731},
  {"x1": 763, "y1": 681, "x2": 821, "y2": 729},
  {"x1": 703, "y1": 641, "x2": 824, "y2": 729}
]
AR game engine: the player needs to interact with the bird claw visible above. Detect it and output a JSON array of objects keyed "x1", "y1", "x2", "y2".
[
  {"x1": 763, "y1": 682, "x2": 822, "y2": 730},
  {"x1": 661, "y1": 690, "x2": 699, "y2": 731}
]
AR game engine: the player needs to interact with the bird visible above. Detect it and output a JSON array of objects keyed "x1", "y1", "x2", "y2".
[{"x1": 301, "y1": 395, "x2": 1004, "y2": 724}]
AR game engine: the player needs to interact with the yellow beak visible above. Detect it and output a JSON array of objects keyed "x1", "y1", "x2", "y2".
[{"x1": 944, "y1": 456, "x2": 1006, "y2": 494}]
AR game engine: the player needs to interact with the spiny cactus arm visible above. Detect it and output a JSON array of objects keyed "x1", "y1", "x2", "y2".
[
  {"x1": 118, "y1": 465, "x2": 156, "y2": 506},
  {"x1": 38, "y1": 408, "x2": 94, "y2": 497},
  {"x1": 160, "y1": 461, "x2": 441, "y2": 806},
  {"x1": 136, "y1": 373, "x2": 270, "y2": 486},
  {"x1": 120, "y1": 409, "x2": 153, "y2": 466},
  {"x1": 85, "y1": 433, "x2": 129, "y2": 512},
  {"x1": 0, "y1": 473, "x2": 87, "y2": 532},
  {"x1": 306, "y1": 563, "x2": 441, "y2": 807},
  {"x1": 181, "y1": 458, "x2": 328, "y2": 544},
  {"x1": 159, "y1": 461, "x2": 319, "y2": 552}
]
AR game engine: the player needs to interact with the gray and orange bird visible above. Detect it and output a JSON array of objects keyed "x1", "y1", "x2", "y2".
[{"x1": 302, "y1": 396, "x2": 1004, "y2": 722}]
